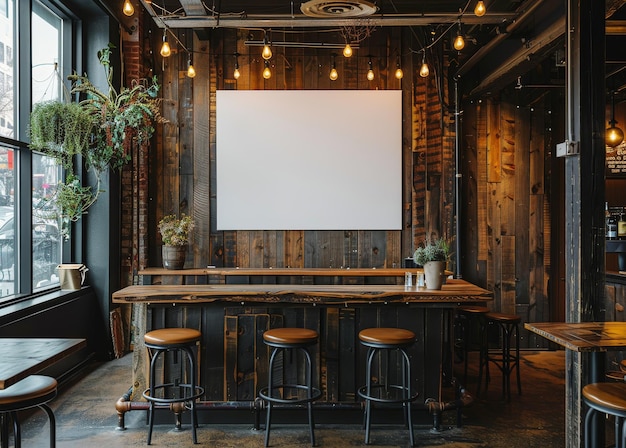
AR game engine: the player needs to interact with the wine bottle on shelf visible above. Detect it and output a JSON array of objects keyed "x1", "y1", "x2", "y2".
[{"x1": 618, "y1": 208, "x2": 626, "y2": 239}]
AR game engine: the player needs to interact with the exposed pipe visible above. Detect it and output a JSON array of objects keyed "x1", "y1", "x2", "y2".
[{"x1": 454, "y1": 78, "x2": 462, "y2": 279}]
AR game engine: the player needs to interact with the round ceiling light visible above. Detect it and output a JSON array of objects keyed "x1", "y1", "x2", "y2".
[{"x1": 300, "y1": 0, "x2": 378, "y2": 18}]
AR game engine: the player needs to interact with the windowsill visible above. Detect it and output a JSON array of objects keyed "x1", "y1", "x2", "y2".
[{"x1": 0, "y1": 286, "x2": 92, "y2": 321}]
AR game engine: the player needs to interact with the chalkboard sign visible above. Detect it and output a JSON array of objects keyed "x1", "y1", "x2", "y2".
[{"x1": 607, "y1": 143, "x2": 626, "y2": 177}]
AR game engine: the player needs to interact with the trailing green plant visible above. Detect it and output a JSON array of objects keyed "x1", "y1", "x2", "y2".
[
  {"x1": 158, "y1": 214, "x2": 195, "y2": 246},
  {"x1": 28, "y1": 44, "x2": 162, "y2": 238},
  {"x1": 413, "y1": 235, "x2": 450, "y2": 266}
]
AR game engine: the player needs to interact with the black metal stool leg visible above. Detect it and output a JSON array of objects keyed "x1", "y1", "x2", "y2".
[
  {"x1": 400, "y1": 349, "x2": 414, "y2": 447},
  {"x1": 303, "y1": 347, "x2": 316, "y2": 447},
  {"x1": 264, "y1": 347, "x2": 280, "y2": 448},
  {"x1": 39, "y1": 403, "x2": 56, "y2": 448},
  {"x1": 10, "y1": 412, "x2": 19, "y2": 448},
  {"x1": 364, "y1": 347, "x2": 376, "y2": 445}
]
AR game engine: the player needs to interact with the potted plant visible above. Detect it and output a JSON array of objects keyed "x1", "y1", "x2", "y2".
[
  {"x1": 158, "y1": 214, "x2": 194, "y2": 269},
  {"x1": 29, "y1": 44, "x2": 162, "y2": 239},
  {"x1": 413, "y1": 235, "x2": 450, "y2": 290}
]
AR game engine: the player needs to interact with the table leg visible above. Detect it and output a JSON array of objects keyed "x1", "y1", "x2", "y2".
[{"x1": 587, "y1": 351, "x2": 606, "y2": 448}]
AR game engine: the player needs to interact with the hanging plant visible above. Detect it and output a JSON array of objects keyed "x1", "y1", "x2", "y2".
[{"x1": 29, "y1": 44, "x2": 163, "y2": 238}]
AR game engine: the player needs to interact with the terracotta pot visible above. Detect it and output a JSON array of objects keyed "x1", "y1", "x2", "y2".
[
  {"x1": 423, "y1": 261, "x2": 445, "y2": 290},
  {"x1": 162, "y1": 245, "x2": 187, "y2": 270}
]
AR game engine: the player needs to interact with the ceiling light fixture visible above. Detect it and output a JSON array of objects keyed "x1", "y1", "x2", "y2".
[
  {"x1": 367, "y1": 57, "x2": 374, "y2": 81},
  {"x1": 233, "y1": 53, "x2": 241, "y2": 80},
  {"x1": 187, "y1": 58, "x2": 196, "y2": 78},
  {"x1": 343, "y1": 43, "x2": 353, "y2": 58},
  {"x1": 263, "y1": 60, "x2": 272, "y2": 79},
  {"x1": 262, "y1": 34, "x2": 273, "y2": 60},
  {"x1": 419, "y1": 51, "x2": 429, "y2": 78},
  {"x1": 474, "y1": 1, "x2": 486, "y2": 17},
  {"x1": 395, "y1": 57, "x2": 403, "y2": 80},
  {"x1": 123, "y1": 0, "x2": 134, "y2": 16},
  {"x1": 160, "y1": 29, "x2": 171, "y2": 57},
  {"x1": 607, "y1": 91, "x2": 624, "y2": 147},
  {"x1": 453, "y1": 22, "x2": 465, "y2": 51},
  {"x1": 330, "y1": 54, "x2": 338, "y2": 81}
]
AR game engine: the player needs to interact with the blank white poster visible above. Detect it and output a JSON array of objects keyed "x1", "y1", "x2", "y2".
[{"x1": 216, "y1": 90, "x2": 402, "y2": 230}]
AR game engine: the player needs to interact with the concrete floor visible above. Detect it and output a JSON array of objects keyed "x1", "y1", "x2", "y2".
[{"x1": 16, "y1": 350, "x2": 568, "y2": 447}]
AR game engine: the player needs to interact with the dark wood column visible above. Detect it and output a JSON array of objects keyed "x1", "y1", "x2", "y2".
[{"x1": 564, "y1": 0, "x2": 606, "y2": 445}]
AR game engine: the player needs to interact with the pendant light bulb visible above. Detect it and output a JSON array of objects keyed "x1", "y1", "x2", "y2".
[
  {"x1": 454, "y1": 33, "x2": 465, "y2": 51},
  {"x1": 160, "y1": 30, "x2": 171, "y2": 58},
  {"x1": 262, "y1": 36, "x2": 272, "y2": 60},
  {"x1": 234, "y1": 64, "x2": 240, "y2": 80},
  {"x1": 187, "y1": 60, "x2": 196, "y2": 78},
  {"x1": 607, "y1": 92, "x2": 624, "y2": 147},
  {"x1": 367, "y1": 59, "x2": 374, "y2": 81},
  {"x1": 343, "y1": 43, "x2": 353, "y2": 58},
  {"x1": 263, "y1": 60, "x2": 272, "y2": 79},
  {"x1": 419, "y1": 52, "x2": 429, "y2": 78},
  {"x1": 330, "y1": 66, "x2": 338, "y2": 81},
  {"x1": 123, "y1": 0, "x2": 134, "y2": 16},
  {"x1": 395, "y1": 61, "x2": 403, "y2": 80},
  {"x1": 474, "y1": 0, "x2": 486, "y2": 17}
]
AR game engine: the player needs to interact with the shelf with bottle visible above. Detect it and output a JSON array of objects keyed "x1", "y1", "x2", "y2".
[{"x1": 606, "y1": 203, "x2": 626, "y2": 240}]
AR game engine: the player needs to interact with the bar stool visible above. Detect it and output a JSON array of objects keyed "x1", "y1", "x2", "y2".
[
  {"x1": 0, "y1": 375, "x2": 57, "y2": 448},
  {"x1": 258, "y1": 328, "x2": 321, "y2": 447},
  {"x1": 142, "y1": 328, "x2": 204, "y2": 445},
  {"x1": 357, "y1": 328, "x2": 418, "y2": 446},
  {"x1": 455, "y1": 305, "x2": 490, "y2": 387},
  {"x1": 583, "y1": 382, "x2": 626, "y2": 448},
  {"x1": 477, "y1": 312, "x2": 521, "y2": 401}
]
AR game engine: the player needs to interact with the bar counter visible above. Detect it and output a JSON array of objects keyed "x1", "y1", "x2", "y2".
[{"x1": 113, "y1": 274, "x2": 491, "y2": 429}]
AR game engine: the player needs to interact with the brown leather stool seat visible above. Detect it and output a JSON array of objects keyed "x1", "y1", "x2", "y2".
[
  {"x1": 358, "y1": 328, "x2": 418, "y2": 446},
  {"x1": 258, "y1": 328, "x2": 321, "y2": 447},
  {"x1": 0, "y1": 375, "x2": 57, "y2": 448},
  {"x1": 142, "y1": 328, "x2": 204, "y2": 445},
  {"x1": 477, "y1": 312, "x2": 522, "y2": 402},
  {"x1": 455, "y1": 306, "x2": 490, "y2": 386},
  {"x1": 583, "y1": 382, "x2": 626, "y2": 448}
]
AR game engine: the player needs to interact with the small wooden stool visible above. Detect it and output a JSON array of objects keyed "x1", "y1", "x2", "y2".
[
  {"x1": 455, "y1": 305, "x2": 490, "y2": 387},
  {"x1": 0, "y1": 375, "x2": 57, "y2": 448},
  {"x1": 583, "y1": 382, "x2": 626, "y2": 448},
  {"x1": 477, "y1": 312, "x2": 522, "y2": 401},
  {"x1": 258, "y1": 328, "x2": 322, "y2": 447},
  {"x1": 357, "y1": 328, "x2": 418, "y2": 446},
  {"x1": 142, "y1": 328, "x2": 204, "y2": 445}
]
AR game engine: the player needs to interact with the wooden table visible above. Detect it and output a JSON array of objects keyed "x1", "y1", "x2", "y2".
[
  {"x1": 0, "y1": 338, "x2": 87, "y2": 389},
  {"x1": 525, "y1": 322, "x2": 626, "y2": 448}
]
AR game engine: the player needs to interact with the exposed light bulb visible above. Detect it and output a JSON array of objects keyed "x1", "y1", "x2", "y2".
[
  {"x1": 454, "y1": 34, "x2": 465, "y2": 51},
  {"x1": 123, "y1": 0, "x2": 134, "y2": 16},
  {"x1": 330, "y1": 67, "x2": 338, "y2": 81},
  {"x1": 367, "y1": 69, "x2": 374, "y2": 81},
  {"x1": 419, "y1": 61, "x2": 429, "y2": 78},
  {"x1": 607, "y1": 126, "x2": 624, "y2": 147},
  {"x1": 234, "y1": 67, "x2": 240, "y2": 80},
  {"x1": 263, "y1": 61, "x2": 272, "y2": 79},
  {"x1": 187, "y1": 60, "x2": 196, "y2": 78},
  {"x1": 262, "y1": 37, "x2": 272, "y2": 60},
  {"x1": 160, "y1": 41, "x2": 171, "y2": 58},
  {"x1": 395, "y1": 66, "x2": 403, "y2": 80},
  {"x1": 343, "y1": 43, "x2": 353, "y2": 58},
  {"x1": 474, "y1": 0, "x2": 486, "y2": 17}
]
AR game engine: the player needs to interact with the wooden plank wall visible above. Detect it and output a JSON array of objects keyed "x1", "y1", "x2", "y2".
[
  {"x1": 462, "y1": 98, "x2": 552, "y2": 348},
  {"x1": 144, "y1": 27, "x2": 454, "y2": 276}
]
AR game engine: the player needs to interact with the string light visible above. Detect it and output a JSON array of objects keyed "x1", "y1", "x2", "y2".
[
  {"x1": 263, "y1": 60, "x2": 272, "y2": 79},
  {"x1": 474, "y1": 0, "x2": 486, "y2": 17},
  {"x1": 419, "y1": 52, "x2": 429, "y2": 78},
  {"x1": 343, "y1": 43, "x2": 353, "y2": 58},
  {"x1": 233, "y1": 53, "x2": 240, "y2": 80},
  {"x1": 329, "y1": 54, "x2": 338, "y2": 81},
  {"x1": 395, "y1": 58, "x2": 403, "y2": 80},
  {"x1": 454, "y1": 22, "x2": 465, "y2": 51},
  {"x1": 367, "y1": 58, "x2": 374, "y2": 81},
  {"x1": 160, "y1": 29, "x2": 171, "y2": 58},
  {"x1": 122, "y1": 0, "x2": 134, "y2": 16},
  {"x1": 262, "y1": 35, "x2": 272, "y2": 60},
  {"x1": 187, "y1": 58, "x2": 196, "y2": 78}
]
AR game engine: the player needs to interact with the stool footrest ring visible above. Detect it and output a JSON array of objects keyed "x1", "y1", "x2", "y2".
[
  {"x1": 357, "y1": 384, "x2": 419, "y2": 404},
  {"x1": 259, "y1": 384, "x2": 322, "y2": 405},
  {"x1": 142, "y1": 383, "x2": 204, "y2": 405}
]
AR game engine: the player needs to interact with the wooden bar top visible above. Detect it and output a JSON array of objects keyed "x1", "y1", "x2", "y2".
[
  {"x1": 139, "y1": 267, "x2": 449, "y2": 277},
  {"x1": 525, "y1": 322, "x2": 626, "y2": 352},
  {"x1": 112, "y1": 278, "x2": 492, "y2": 304},
  {"x1": 0, "y1": 338, "x2": 87, "y2": 389}
]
